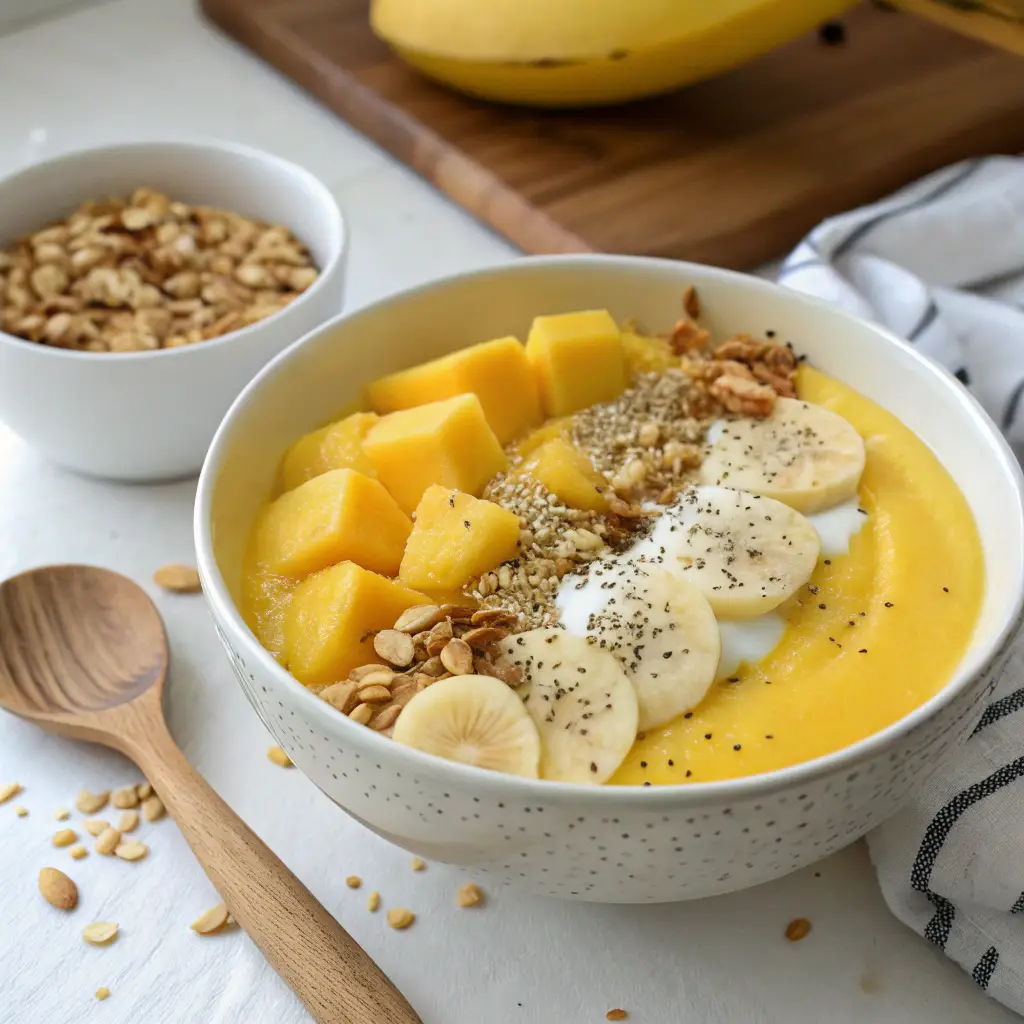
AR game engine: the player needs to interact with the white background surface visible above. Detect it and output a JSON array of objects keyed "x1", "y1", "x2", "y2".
[{"x1": 0, "y1": 1, "x2": 1018, "y2": 1021}]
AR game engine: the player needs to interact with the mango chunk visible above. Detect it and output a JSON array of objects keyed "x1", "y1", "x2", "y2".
[
  {"x1": 284, "y1": 562, "x2": 429, "y2": 685},
  {"x1": 363, "y1": 393, "x2": 507, "y2": 515},
  {"x1": 526, "y1": 309, "x2": 627, "y2": 417},
  {"x1": 522, "y1": 438, "x2": 610, "y2": 512},
  {"x1": 257, "y1": 468, "x2": 412, "y2": 578},
  {"x1": 278, "y1": 412, "x2": 378, "y2": 493},
  {"x1": 366, "y1": 336, "x2": 542, "y2": 446},
  {"x1": 241, "y1": 507, "x2": 298, "y2": 663},
  {"x1": 622, "y1": 330, "x2": 677, "y2": 377},
  {"x1": 400, "y1": 485, "x2": 520, "y2": 592}
]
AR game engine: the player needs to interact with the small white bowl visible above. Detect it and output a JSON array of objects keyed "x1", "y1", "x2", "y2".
[
  {"x1": 0, "y1": 140, "x2": 346, "y2": 481},
  {"x1": 196, "y1": 256, "x2": 1024, "y2": 903}
]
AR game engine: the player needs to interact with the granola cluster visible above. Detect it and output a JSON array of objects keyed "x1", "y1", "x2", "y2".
[{"x1": 0, "y1": 187, "x2": 318, "y2": 352}]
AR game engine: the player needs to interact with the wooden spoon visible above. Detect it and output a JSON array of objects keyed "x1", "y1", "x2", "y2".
[{"x1": 0, "y1": 564, "x2": 421, "y2": 1024}]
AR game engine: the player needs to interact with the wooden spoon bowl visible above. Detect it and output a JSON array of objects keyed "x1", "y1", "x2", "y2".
[{"x1": 0, "y1": 564, "x2": 420, "y2": 1024}]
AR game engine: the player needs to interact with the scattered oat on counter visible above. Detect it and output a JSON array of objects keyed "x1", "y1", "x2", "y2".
[
  {"x1": 52, "y1": 828, "x2": 77, "y2": 848},
  {"x1": 190, "y1": 902, "x2": 230, "y2": 935},
  {"x1": 266, "y1": 745, "x2": 293, "y2": 768},
  {"x1": 141, "y1": 795, "x2": 166, "y2": 822},
  {"x1": 366, "y1": 891, "x2": 380, "y2": 913},
  {"x1": 54, "y1": 807, "x2": 69, "y2": 821},
  {"x1": 83, "y1": 818, "x2": 109, "y2": 837},
  {"x1": 82, "y1": 921, "x2": 119, "y2": 946},
  {"x1": 345, "y1": 875, "x2": 362, "y2": 890},
  {"x1": 39, "y1": 867, "x2": 78, "y2": 910},
  {"x1": 153, "y1": 564, "x2": 202, "y2": 594},
  {"x1": 606, "y1": 1010, "x2": 629, "y2": 1021},
  {"x1": 410, "y1": 858, "x2": 426, "y2": 872},
  {"x1": 0, "y1": 188, "x2": 319, "y2": 353},
  {"x1": 0, "y1": 782, "x2": 22, "y2": 804},
  {"x1": 785, "y1": 917, "x2": 812, "y2": 942},
  {"x1": 95, "y1": 828, "x2": 121, "y2": 856},
  {"x1": 14, "y1": 805, "x2": 28, "y2": 818},
  {"x1": 386, "y1": 908, "x2": 415, "y2": 931},
  {"x1": 456, "y1": 883, "x2": 484, "y2": 909},
  {"x1": 112, "y1": 785, "x2": 139, "y2": 810},
  {"x1": 137, "y1": 782, "x2": 153, "y2": 801},
  {"x1": 76, "y1": 789, "x2": 109, "y2": 815},
  {"x1": 69, "y1": 845, "x2": 88, "y2": 860}
]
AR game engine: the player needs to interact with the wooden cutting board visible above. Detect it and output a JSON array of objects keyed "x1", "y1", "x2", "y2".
[{"x1": 200, "y1": 0, "x2": 1024, "y2": 268}]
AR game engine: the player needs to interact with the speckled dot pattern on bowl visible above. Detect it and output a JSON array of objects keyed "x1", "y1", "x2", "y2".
[{"x1": 197, "y1": 256, "x2": 1024, "y2": 903}]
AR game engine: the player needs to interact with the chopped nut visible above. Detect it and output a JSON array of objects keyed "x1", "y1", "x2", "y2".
[
  {"x1": 83, "y1": 819, "x2": 109, "y2": 837},
  {"x1": 82, "y1": 921, "x2": 119, "y2": 945},
  {"x1": 349, "y1": 663, "x2": 388, "y2": 682},
  {"x1": 14, "y1": 805, "x2": 28, "y2": 818},
  {"x1": 95, "y1": 828, "x2": 121, "y2": 856},
  {"x1": 386, "y1": 907, "x2": 415, "y2": 930},
  {"x1": 39, "y1": 867, "x2": 78, "y2": 910},
  {"x1": 411, "y1": 858, "x2": 426, "y2": 872},
  {"x1": 785, "y1": 918, "x2": 812, "y2": 942},
  {"x1": 117, "y1": 811, "x2": 139, "y2": 833},
  {"x1": 461, "y1": 626, "x2": 507, "y2": 649},
  {"x1": 321, "y1": 681, "x2": 359, "y2": 714},
  {"x1": 456, "y1": 882, "x2": 484, "y2": 908},
  {"x1": 356, "y1": 684, "x2": 392, "y2": 704},
  {"x1": 136, "y1": 782, "x2": 153, "y2": 801},
  {"x1": 366, "y1": 891, "x2": 380, "y2": 912},
  {"x1": 266, "y1": 745, "x2": 293, "y2": 768},
  {"x1": 53, "y1": 807, "x2": 70, "y2": 821},
  {"x1": 112, "y1": 786, "x2": 139, "y2": 810},
  {"x1": 606, "y1": 1010, "x2": 629, "y2": 1022},
  {"x1": 69, "y1": 844, "x2": 88, "y2": 860},
  {"x1": 346, "y1": 875, "x2": 362, "y2": 889},
  {"x1": 355, "y1": 668, "x2": 395, "y2": 688},
  {"x1": 709, "y1": 374, "x2": 776, "y2": 417},
  {"x1": 349, "y1": 703, "x2": 374, "y2": 726},
  {"x1": 374, "y1": 629, "x2": 415, "y2": 666},
  {"x1": 394, "y1": 605, "x2": 444, "y2": 634},
  {"x1": 0, "y1": 782, "x2": 22, "y2": 804},
  {"x1": 153, "y1": 564, "x2": 201, "y2": 593},
  {"x1": 95, "y1": 987, "x2": 110, "y2": 1001},
  {"x1": 52, "y1": 828, "x2": 77, "y2": 848},
  {"x1": 141, "y1": 796, "x2": 165, "y2": 822},
  {"x1": 190, "y1": 902, "x2": 230, "y2": 935},
  {"x1": 440, "y1": 638, "x2": 474, "y2": 675},
  {"x1": 370, "y1": 704, "x2": 402, "y2": 732},
  {"x1": 114, "y1": 840, "x2": 148, "y2": 862}
]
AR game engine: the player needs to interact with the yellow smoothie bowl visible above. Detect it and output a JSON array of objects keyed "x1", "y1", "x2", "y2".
[
  {"x1": 195, "y1": 256, "x2": 1024, "y2": 903},
  {"x1": 371, "y1": 0, "x2": 857, "y2": 107}
]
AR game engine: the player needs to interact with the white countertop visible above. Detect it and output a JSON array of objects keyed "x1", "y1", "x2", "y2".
[{"x1": 0, "y1": 2, "x2": 1017, "y2": 1021}]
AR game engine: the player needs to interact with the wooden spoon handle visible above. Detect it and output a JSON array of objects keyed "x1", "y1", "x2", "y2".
[{"x1": 129, "y1": 725, "x2": 421, "y2": 1024}]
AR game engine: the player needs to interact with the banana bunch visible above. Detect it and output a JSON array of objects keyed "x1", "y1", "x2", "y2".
[
  {"x1": 370, "y1": 0, "x2": 857, "y2": 107},
  {"x1": 393, "y1": 398, "x2": 867, "y2": 784}
]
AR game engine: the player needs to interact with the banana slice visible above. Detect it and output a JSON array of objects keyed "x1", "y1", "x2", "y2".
[
  {"x1": 497, "y1": 629, "x2": 638, "y2": 785},
  {"x1": 392, "y1": 675, "x2": 541, "y2": 778},
  {"x1": 700, "y1": 398, "x2": 866, "y2": 514},
  {"x1": 557, "y1": 565, "x2": 720, "y2": 730},
  {"x1": 661, "y1": 486, "x2": 820, "y2": 619}
]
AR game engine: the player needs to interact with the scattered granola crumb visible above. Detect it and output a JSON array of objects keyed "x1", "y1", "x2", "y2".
[
  {"x1": 266, "y1": 745, "x2": 293, "y2": 768},
  {"x1": 0, "y1": 782, "x2": 22, "y2": 804},
  {"x1": 82, "y1": 921, "x2": 119, "y2": 945},
  {"x1": 54, "y1": 807, "x2": 69, "y2": 821},
  {"x1": 52, "y1": 828, "x2": 77, "y2": 848},
  {"x1": 410, "y1": 857, "x2": 426, "y2": 872},
  {"x1": 366, "y1": 891, "x2": 380, "y2": 913},
  {"x1": 386, "y1": 907, "x2": 415, "y2": 930},
  {"x1": 346, "y1": 875, "x2": 362, "y2": 889},
  {"x1": 785, "y1": 918, "x2": 812, "y2": 942},
  {"x1": 606, "y1": 1010, "x2": 629, "y2": 1021},
  {"x1": 456, "y1": 882, "x2": 484, "y2": 908},
  {"x1": 191, "y1": 902, "x2": 230, "y2": 935},
  {"x1": 153, "y1": 564, "x2": 201, "y2": 593},
  {"x1": 69, "y1": 844, "x2": 88, "y2": 860},
  {"x1": 95, "y1": 987, "x2": 110, "y2": 1001}
]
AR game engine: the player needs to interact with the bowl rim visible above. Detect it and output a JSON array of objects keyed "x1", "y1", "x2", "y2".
[
  {"x1": 0, "y1": 137, "x2": 346, "y2": 363},
  {"x1": 195, "y1": 253, "x2": 1024, "y2": 806}
]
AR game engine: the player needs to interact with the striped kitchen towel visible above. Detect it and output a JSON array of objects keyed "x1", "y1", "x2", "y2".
[{"x1": 779, "y1": 155, "x2": 1024, "y2": 1011}]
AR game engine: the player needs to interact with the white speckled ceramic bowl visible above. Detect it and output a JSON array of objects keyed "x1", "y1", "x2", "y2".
[{"x1": 195, "y1": 256, "x2": 1024, "y2": 903}]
